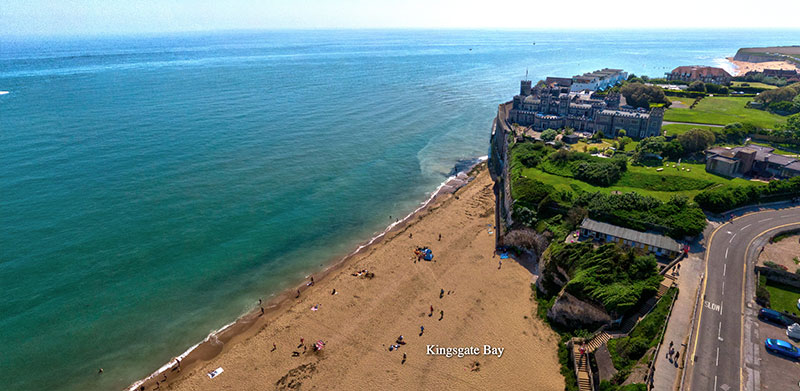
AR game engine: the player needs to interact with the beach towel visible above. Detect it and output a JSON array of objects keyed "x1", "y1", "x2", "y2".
[
  {"x1": 207, "y1": 367, "x2": 224, "y2": 379},
  {"x1": 499, "y1": 253, "x2": 509, "y2": 259}
]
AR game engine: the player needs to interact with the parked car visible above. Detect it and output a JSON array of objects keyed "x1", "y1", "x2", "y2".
[
  {"x1": 764, "y1": 338, "x2": 800, "y2": 360},
  {"x1": 758, "y1": 308, "x2": 792, "y2": 326},
  {"x1": 788, "y1": 323, "x2": 800, "y2": 341}
]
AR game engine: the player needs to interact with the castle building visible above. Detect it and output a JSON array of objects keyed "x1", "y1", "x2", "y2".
[
  {"x1": 509, "y1": 80, "x2": 663, "y2": 140},
  {"x1": 666, "y1": 66, "x2": 732, "y2": 84}
]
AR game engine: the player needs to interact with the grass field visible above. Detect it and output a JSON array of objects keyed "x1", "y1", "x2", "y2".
[
  {"x1": 521, "y1": 161, "x2": 749, "y2": 201},
  {"x1": 663, "y1": 97, "x2": 787, "y2": 129},
  {"x1": 662, "y1": 123, "x2": 720, "y2": 137},
  {"x1": 730, "y1": 81, "x2": 778, "y2": 90},
  {"x1": 764, "y1": 281, "x2": 800, "y2": 316}
]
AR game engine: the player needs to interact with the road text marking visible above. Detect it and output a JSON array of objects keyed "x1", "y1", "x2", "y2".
[{"x1": 704, "y1": 301, "x2": 721, "y2": 313}]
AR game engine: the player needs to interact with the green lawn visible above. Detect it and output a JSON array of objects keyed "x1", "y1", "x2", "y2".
[
  {"x1": 521, "y1": 161, "x2": 749, "y2": 202},
  {"x1": 664, "y1": 97, "x2": 787, "y2": 129},
  {"x1": 662, "y1": 123, "x2": 720, "y2": 137},
  {"x1": 731, "y1": 81, "x2": 778, "y2": 90},
  {"x1": 764, "y1": 281, "x2": 800, "y2": 316}
]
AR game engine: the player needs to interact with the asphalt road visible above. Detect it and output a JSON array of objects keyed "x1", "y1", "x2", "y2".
[{"x1": 687, "y1": 206, "x2": 800, "y2": 391}]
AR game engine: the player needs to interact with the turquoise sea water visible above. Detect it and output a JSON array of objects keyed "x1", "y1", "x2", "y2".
[{"x1": 1, "y1": 29, "x2": 798, "y2": 390}]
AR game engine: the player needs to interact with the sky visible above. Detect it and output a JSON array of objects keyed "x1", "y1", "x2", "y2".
[{"x1": 3, "y1": 0, "x2": 800, "y2": 37}]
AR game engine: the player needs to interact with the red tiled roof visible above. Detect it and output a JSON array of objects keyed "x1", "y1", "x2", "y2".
[{"x1": 670, "y1": 66, "x2": 731, "y2": 79}]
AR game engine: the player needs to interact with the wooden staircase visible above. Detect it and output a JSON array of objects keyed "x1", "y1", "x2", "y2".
[
  {"x1": 571, "y1": 331, "x2": 611, "y2": 391},
  {"x1": 658, "y1": 274, "x2": 676, "y2": 297},
  {"x1": 586, "y1": 332, "x2": 611, "y2": 353},
  {"x1": 573, "y1": 343, "x2": 592, "y2": 391}
]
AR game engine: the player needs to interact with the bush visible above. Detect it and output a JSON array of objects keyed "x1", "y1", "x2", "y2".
[
  {"x1": 553, "y1": 243, "x2": 663, "y2": 314},
  {"x1": 756, "y1": 275, "x2": 771, "y2": 307},
  {"x1": 574, "y1": 160, "x2": 623, "y2": 186},
  {"x1": 695, "y1": 177, "x2": 800, "y2": 213},
  {"x1": 763, "y1": 260, "x2": 789, "y2": 271},
  {"x1": 678, "y1": 128, "x2": 715, "y2": 153},
  {"x1": 688, "y1": 81, "x2": 705, "y2": 92},
  {"x1": 621, "y1": 83, "x2": 670, "y2": 109},
  {"x1": 541, "y1": 128, "x2": 558, "y2": 142}
]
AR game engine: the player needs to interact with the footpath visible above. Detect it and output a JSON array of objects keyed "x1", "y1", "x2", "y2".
[{"x1": 651, "y1": 251, "x2": 703, "y2": 391}]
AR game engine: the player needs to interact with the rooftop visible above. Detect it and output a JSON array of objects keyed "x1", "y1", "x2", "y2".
[{"x1": 580, "y1": 218, "x2": 682, "y2": 252}]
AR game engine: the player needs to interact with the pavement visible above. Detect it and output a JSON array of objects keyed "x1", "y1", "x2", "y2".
[
  {"x1": 683, "y1": 205, "x2": 800, "y2": 391},
  {"x1": 652, "y1": 253, "x2": 703, "y2": 391}
]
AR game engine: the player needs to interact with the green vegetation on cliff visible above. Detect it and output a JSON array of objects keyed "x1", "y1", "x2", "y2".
[{"x1": 546, "y1": 243, "x2": 663, "y2": 314}]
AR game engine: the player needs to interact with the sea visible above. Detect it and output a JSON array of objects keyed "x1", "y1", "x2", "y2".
[{"x1": 1, "y1": 29, "x2": 798, "y2": 390}]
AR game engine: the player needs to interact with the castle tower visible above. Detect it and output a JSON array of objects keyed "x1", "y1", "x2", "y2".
[
  {"x1": 648, "y1": 107, "x2": 664, "y2": 137},
  {"x1": 520, "y1": 80, "x2": 532, "y2": 96}
]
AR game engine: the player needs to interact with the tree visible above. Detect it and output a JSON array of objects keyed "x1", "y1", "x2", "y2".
[
  {"x1": 677, "y1": 128, "x2": 715, "y2": 153},
  {"x1": 618, "y1": 136, "x2": 633, "y2": 151},
  {"x1": 540, "y1": 128, "x2": 558, "y2": 142},
  {"x1": 755, "y1": 85, "x2": 800, "y2": 104},
  {"x1": 662, "y1": 139, "x2": 685, "y2": 159},
  {"x1": 688, "y1": 81, "x2": 706, "y2": 92},
  {"x1": 621, "y1": 83, "x2": 669, "y2": 109},
  {"x1": 593, "y1": 130, "x2": 605, "y2": 140},
  {"x1": 616, "y1": 129, "x2": 627, "y2": 138}
]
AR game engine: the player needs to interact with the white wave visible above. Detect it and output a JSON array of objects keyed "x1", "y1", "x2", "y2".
[{"x1": 0, "y1": 91, "x2": 9, "y2": 95}]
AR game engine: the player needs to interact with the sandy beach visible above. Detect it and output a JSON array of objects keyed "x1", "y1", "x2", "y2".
[
  {"x1": 725, "y1": 57, "x2": 799, "y2": 76},
  {"x1": 136, "y1": 164, "x2": 563, "y2": 391}
]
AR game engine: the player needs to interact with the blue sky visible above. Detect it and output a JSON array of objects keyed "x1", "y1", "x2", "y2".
[{"x1": 3, "y1": 0, "x2": 800, "y2": 37}]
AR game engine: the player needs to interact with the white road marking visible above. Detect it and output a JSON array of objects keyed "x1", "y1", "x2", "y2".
[
  {"x1": 723, "y1": 263, "x2": 727, "y2": 276},
  {"x1": 714, "y1": 375, "x2": 718, "y2": 390},
  {"x1": 725, "y1": 248, "x2": 728, "y2": 259},
  {"x1": 740, "y1": 224, "x2": 751, "y2": 231},
  {"x1": 758, "y1": 218, "x2": 772, "y2": 223},
  {"x1": 716, "y1": 346, "x2": 720, "y2": 366},
  {"x1": 720, "y1": 300, "x2": 723, "y2": 316},
  {"x1": 718, "y1": 322, "x2": 722, "y2": 339},
  {"x1": 722, "y1": 280, "x2": 725, "y2": 295},
  {"x1": 729, "y1": 233, "x2": 737, "y2": 243},
  {"x1": 705, "y1": 301, "x2": 721, "y2": 313}
]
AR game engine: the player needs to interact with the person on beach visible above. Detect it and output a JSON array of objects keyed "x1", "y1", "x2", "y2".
[
  {"x1": 438, "y1": 233, "x2": 441, "y2": 241},
  {"x1": 271, "y1": 343, "x2": 277, "y2": 352},
  {"x1": 419, "y1": 325, "x2": 424, "y2": 336},
  {"x1": 674, "y1": 351, "x2": 680, "y2": 365},
  {"x1": 402, "y1": 353, "x2": 407, "y2": 364},
  {"x1": 429, "y1": 305, "x2": 434, "y2": 317},
  {"x1": 409, "y1": 233, "x2": 412, "y2": 239},
  {"x1": 439, "y1": 310, "x2": 444, "y2": 321},
  {"x1": 260, "y1": 306, "x2": 264, "y2": 316},
  {"x1": 175, "y1": 358, "x2": 181, "y2": 372},
  {"x1": 296, "y1": 289, "x2": 300, "y2": 298},
  {"x1": 498, "y1": 260, "x2": 502, "y2": 269},
  {"x1": 299, "y1": 338, "x2": 304, "y2": 348},
  {"x1": 440, "y1": 288, "x2": 444, "y2": 298},
  {"x1": 331, "y1": 288, "x2": 337, "y2": 295}
]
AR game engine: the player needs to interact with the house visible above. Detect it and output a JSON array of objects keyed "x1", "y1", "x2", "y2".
[
  {"x1": 562, "y1": 134, "x2": 580, "y2": 144},
  {"x1": 705, "y1": 145, "x2": 800, "y2": 178},
  {"x1": 666, "y1": 66, "x2": 732, "y2": 84},
  {"x1": 579, "y1": 218, "x2": 682, "y2": 258}
]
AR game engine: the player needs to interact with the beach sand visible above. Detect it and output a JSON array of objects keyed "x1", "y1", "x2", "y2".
[
  {"x1": 145, "y1": 164, "x2": 563, "y2": 391},
  {"x1": 726, "y1": 57, "x2": 799, "y2": 76}
]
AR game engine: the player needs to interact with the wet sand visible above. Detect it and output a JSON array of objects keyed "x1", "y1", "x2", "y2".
[{"x1": 141, "y1": 164, "x2": 563, "y2": 391}]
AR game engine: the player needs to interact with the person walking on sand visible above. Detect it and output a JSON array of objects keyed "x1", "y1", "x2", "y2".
[
  {"x1": 419, "y1": 326, "x2": 424, "y2": 336},
  {"x1": 331, "y1": 288, "x2": 337, "y2": 295},
  {"x1": 439, "y1": 310, "x2": 444, "y2": 321},
  {"x1": 409, "y1": 233, "x2": 412, "y2": 239},
  {"x1": 438, "y1": 233, "x2": 441, "y2": 241},
  {"x1": 498, "y1": 260, "x2": 502, "y2": 269},
  {"x1": 402, "y1": 353, "x2": 407, "y2": 364},
  {"x1": 440, "y1": 288, "x2": 444, "y2": 299},
  {"x1": 296, "y1": 289, "x2": 300, "y2": 298},
  {"x1": 271, "y1": 343, "x2": 277, "y2": 352},
  {"x1": 429, "y1": 305, "x2": 433, "y2": 317}
]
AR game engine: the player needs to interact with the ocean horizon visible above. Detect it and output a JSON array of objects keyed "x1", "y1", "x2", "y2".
[{"x1": 2, "y1": 29, "x2": 799, "y2": 390}]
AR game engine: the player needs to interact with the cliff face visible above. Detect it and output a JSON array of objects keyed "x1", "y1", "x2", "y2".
[
  {"x1": 734, "y1": 46, "x2": 800, "y2": 63},
  {"x1": 547, "y1": 290, "x2": 613, "y2": 329},
  {"x1": 488, "y1": 102, "x2": 514, "y2": 243}
]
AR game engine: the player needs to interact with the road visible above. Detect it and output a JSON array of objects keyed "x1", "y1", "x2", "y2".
[{"x1": 686, "y1": 206, "x2": 800, "y2": 391}]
